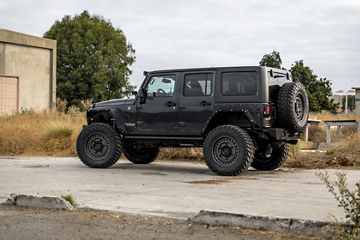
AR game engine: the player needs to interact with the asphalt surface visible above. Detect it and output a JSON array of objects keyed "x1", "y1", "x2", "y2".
[
  {"x1": 1, "y1": 156, "x2": 359, "y2": 222},
  {"x1": 0, "y1": 205, "x2": 324, "y2": 240}
]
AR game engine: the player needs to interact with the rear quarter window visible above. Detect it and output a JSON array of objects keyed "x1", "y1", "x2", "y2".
[{"x1": 221, "y1": 71, "x2": 257, "y2": 96}]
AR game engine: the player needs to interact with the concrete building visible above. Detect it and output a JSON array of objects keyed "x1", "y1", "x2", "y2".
[
  {"x1": 330, "y1": 90, "x2": 356, "y2": 112},
  {"x1": 352, "y1": 87, "x2": 360, "y2": 117},
  {"x1": 0, "y1": 29, "x2": 56, "y2": 114}
]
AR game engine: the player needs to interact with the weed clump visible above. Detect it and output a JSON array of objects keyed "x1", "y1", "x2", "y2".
[
  {"x1": 317, "y1": 172, "x2": 360, "y2": 239},
  {"x1": 61, "y1": 194, "x2": 77, "y2": 207}
]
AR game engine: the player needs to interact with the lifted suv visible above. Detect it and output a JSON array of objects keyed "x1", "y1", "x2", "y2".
[{"x1": 77, "y1": 66, "x2": 309, "y2": 176}]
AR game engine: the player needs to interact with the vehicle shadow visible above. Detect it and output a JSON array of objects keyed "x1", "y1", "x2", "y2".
[
  {"x1": 104, "y1": 161, "x2": 290, "y2": 177},
  {"x1": 111, "y1": 162, "x2": 211, "y2": 175}
]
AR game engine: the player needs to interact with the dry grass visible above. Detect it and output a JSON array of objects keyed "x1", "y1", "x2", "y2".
[
  {"x1": 309, "y1": 112, "x2": 357, "y2": 121},
  {"x1": 0, "y1": 110, "x2": 86, "y2": 156},
  {"x1": 286, "y1": 132, "x2": 360, "y2": 169},
  {"x1": 159, "y1": 148, "x2": 203, "y2": 161}
]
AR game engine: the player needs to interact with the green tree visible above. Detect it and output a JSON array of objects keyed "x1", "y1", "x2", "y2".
[
  {"x1": 259, "y1": 50, "x2": 282, "y2": 68},
  {"x1": 290, "y1": 60, "x2": 337, "y2": 112},
  {"x1": 44, "y1": 11, "x2": 136, "y2": 108}
]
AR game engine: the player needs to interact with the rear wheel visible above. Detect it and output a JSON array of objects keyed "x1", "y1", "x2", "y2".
[
  {"x1": 76, "y1": 123, "x2": 122, "y2": 168},
  {"x1": 251, "y1": 142, "x2": 289, "y2": 171},
  {"x1": 123, "y1": 141, "x2": 159, "y2": 164},
  {"x1": 203, "y1": 125, "x2": 254, "y2": 176}
]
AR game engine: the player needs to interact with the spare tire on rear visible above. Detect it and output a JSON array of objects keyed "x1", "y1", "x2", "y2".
[{"x1": 277, "y1": 82, "x2": 309, "y2": 133}]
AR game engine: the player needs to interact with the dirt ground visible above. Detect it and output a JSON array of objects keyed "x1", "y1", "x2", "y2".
[{"x1": 0, "y1": 205, "x2": 325, "y2": 240}]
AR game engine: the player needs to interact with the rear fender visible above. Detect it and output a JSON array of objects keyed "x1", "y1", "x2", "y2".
[{"x1": 202, "y1": 110, "x2": 256, "y2": 135}]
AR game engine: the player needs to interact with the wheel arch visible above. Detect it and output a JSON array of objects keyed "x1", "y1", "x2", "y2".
[
  {"x1": 87, "y1": 109, "x2": 126, "y2": 134},
  {"x1": 202, "y1": 111, "x2": 255, "y2": 136}
]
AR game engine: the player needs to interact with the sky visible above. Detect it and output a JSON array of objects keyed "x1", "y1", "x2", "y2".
[{"x1": 1, "y1": 0, "x2": 360, "y2": 92}]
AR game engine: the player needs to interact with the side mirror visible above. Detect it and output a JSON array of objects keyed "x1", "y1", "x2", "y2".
[
  {"x1": 132, "y1": 91, "x2": 138, "y2": 96},
  {"x1": 269, "y1": 69, "x2": 274, "y2": 77},
  {"x1": 139, "y1": 88, "x2": 147, "y2": 104}
]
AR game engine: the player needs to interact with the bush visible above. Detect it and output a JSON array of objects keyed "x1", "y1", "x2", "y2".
[
  {"x1": 43, "y1": 123, "x2": 73, "y2": 140},
  {"x1": 56, "y1": 98, "x2": 67, "y2": 113},
  {"x1": 317, "y1": 172, "x2": 360, "y2": 239},
  {"x1": 67, "y1": 105, "x2": 81, "y2": 117},
  {"x1": 289, "y1": 141, "x2": 300, "y2": 153},
  {"x1": 42, "y1": 123, "x2": 74, "y2": 152}
]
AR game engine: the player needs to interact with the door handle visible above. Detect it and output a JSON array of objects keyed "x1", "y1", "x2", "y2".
[
  {"x1": 200, "y1": 100, "x2": 211, "y2": 106},
  {"x1": 179, "y1": 105, "x2": 186, "y2": 111},
  {"x1": 166, "y1": 101, "x2": 176, "y2": 107}
]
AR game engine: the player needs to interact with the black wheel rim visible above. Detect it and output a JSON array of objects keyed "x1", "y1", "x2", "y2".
[
  {"x1": 212, "y1": 136, "x2": 239, "y2": 166},
  {"x1": 295, "y1": 94, "x2": 305, "y2": 121},
  {"x1": 85, "y1": 133, "x2": 110, "y2": 160},
  {"x1": 255, "y1": 143, "x2": 273, "y2": 163}
]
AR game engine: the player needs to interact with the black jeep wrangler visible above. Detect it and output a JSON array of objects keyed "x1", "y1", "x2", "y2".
[{"x1": 77, "y1": 66, "x2": 309, "y2": 176}]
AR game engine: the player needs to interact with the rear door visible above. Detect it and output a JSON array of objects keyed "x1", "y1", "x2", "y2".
[{"x1": 177, "y1": 71, "x2": 215, "y2": 135}]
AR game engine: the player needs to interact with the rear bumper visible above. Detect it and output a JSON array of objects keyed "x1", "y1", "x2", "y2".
[{"x1": 263, "y1": 128, "x2": 301, "y2": 143}]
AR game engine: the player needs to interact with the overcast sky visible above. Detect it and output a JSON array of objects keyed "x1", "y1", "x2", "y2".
[{"x1": 1, "y1": 0, "x2": 359, "y2": 91}]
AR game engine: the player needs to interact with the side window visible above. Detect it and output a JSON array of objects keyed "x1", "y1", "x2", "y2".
[
  {"x1": 221, "y1": 71, "x2": 257, "y2": 96},
  {"x1": 183, "y1": 73, "x2": 213, "y2": 97},
  {"x1": 146, "y1": 75, "x2": 176, "y2": 97}
]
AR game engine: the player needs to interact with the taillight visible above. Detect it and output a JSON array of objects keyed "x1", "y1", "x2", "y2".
[{"x1": 263, "y1": 104, "x2": 270, "y2": 115}]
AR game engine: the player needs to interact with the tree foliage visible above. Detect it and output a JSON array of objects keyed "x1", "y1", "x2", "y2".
[
  {"x1": 259, "y1": 51, "x2": 337, "y2": 112},
  {"x1": 259, "y1": 50, "x2": 282, "y2": 69},
  {"x1": 290, "y1": 60, "x2": 337, "y2": 112},
  {"x1": 44, "y1": 11, "x2": 136, "y2": 108}
]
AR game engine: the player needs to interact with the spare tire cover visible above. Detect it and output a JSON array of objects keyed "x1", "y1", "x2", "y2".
[{"x1": 277, "y1": 82, "x2": 309, "y2": 133}]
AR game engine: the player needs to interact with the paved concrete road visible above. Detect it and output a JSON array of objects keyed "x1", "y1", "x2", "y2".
[{"x1": 0, "y1": 156, "x2": 358, "y2": 221}]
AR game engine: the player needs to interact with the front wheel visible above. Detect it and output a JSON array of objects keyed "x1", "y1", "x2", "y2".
[
  {"x1": 251, "y1": 142, "x2": 289, "y2": 171},
  {"x1": 203, "y1": 125, "x2": 254, "y2": 176},
  {"x1": 123, "y1": 141, "x2": 160, "y2": 164},
  {"x1": 76, "y1": 123, "x2": 122, "y2": 168}
]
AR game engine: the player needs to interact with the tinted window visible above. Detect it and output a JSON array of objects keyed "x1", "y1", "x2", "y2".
[
  {"x1": 221, "y1": 72, "x2": 257, "y2": 96},
  {"x1": 146, "y1": 75, "x2": 176, "y2": 97},
  {"x1": 183, "y1": 73, "x2": 213, "y2": 97}
]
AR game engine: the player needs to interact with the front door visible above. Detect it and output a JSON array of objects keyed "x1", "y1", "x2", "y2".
[
  {"x1": 135, "y1": 73, "x2": 178, "y2": 135},
  {"x1": 177, "y1": 72, "x2": 215, "y2": 135}
]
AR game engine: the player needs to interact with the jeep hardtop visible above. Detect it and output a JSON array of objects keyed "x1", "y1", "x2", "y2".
[{"x1": 77, "y1": 66, "x2": 309, "y2": 175}]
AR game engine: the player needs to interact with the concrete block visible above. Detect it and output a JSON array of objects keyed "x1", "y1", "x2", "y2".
[
  {"x1": 191, "y1": 210, "x2": 333, "y2": 238},
  {"x1": 7, "y1": 194, "x2": 73, "y2": 210}
]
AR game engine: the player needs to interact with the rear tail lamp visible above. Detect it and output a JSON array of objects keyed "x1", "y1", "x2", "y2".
[{"x1": 263, "y1": 104, "x2": 270, "y2": 115}]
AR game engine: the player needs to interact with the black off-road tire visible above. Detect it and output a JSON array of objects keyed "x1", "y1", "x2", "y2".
[
  {"x1": 203, "y1": 125, "x2": 255, "y2": 176},
  {"x1": 123, "y1": 142, "x2": 160, "y2": 164},
  {"x1": 252, "y1": 143, "x2": 289, "y2": 171},
  {"x1": 76, "y1": 123, "x2": 122, "y2": 168},
  {"x1": 277, "y1": 82, "x2": 309, "y2": 133}
]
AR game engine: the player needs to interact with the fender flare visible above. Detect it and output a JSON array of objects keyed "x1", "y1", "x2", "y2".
[
  {"x1": 86, "y1": 108, "x2": 127, "y2": 134},
  {"x1": 201, "y1": 109, "x2": 258, "y2": 135}
]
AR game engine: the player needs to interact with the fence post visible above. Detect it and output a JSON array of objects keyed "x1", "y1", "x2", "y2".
[{"x1": 326, "y1": 123, "x2": 331, "y2": 144}]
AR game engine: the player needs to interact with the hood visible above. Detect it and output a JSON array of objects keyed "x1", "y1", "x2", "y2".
[{"x1": 92, "y1": 97, "x2": 135, "y2": 108}]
